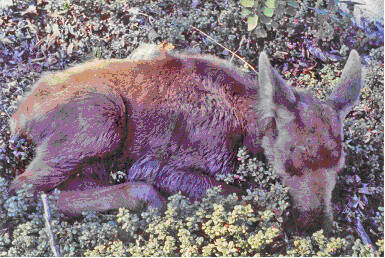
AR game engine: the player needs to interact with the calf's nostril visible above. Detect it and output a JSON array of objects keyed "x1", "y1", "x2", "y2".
[{"x1": 284, "y1": 159, "x2": 302, "y2": 176}]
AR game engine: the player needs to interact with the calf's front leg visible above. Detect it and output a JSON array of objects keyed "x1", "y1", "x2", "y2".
[
  {"x1": 127, "y1": 155, "x2": 242, "y2": 201},
  {"x1": 57, "y1": 180, "x2": 165, "y2": 217}
]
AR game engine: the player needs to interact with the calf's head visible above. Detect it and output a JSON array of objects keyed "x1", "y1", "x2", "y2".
[{"x1": 257, "y1": 51, "x2": 361, "y2": 233}]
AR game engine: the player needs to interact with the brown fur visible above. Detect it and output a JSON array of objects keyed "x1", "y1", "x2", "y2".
[{"x1": 9, "y1": 44, "x2": 361, "y2": 233}]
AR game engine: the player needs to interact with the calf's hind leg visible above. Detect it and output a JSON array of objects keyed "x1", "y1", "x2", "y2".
[
  {"x1": 10, "y1": 92, "x2": 165, "y2": 215},
  {"x1": 9, "y1": 92, "x2": 126, "y2": 195}
]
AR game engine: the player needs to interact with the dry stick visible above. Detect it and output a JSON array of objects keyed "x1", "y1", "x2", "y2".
[
  {"x1": 230, "y1": 35, "x2": 246, "y2": 63},
  {"x1": 190, "y1": 25, "x2": 257, "y2": 74},
  {"x1": 2, "y1": 109, "x2": 10, "y2": 119},
  {"x1": 41, "y1": 193, "x2": 61, "y2": 257},
  {"x1": 356, "y1": 217, "x2": 375, "y2": 250}
]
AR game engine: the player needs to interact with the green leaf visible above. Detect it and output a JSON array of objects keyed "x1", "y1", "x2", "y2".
[
  {"x1": 271, "y1": 20, "x2": 279, "y2": 29},
  {"x1": 260, "y1": 15, "x2": 272, "y2": 24},
  {"x1": 240, "y1": 0, "x2": 254, "y2": 8},
  {"x1": 286, "y1": 5, "x2": 296, "y2": 16},
  {"x1": 241, "y1": 8, "x2": 251, "y2": 17},
  {"x1": 255, "y1": 27, "x2": 267, "y2": 38},
  {"x1": 275, "y1": 4, "x2": 284, "y2": 16},
  {"x1": 265, "y1": 0, "x2": 276, "y2": 9},
  {"x1": 247, "y1": 14, "x2": 259, "y2": 31},
  {"x1": 287, "y1": 1, "x2": 298, "y2": 8},
  {"x1": 263, "y1": 7, "x2": 274, "y2": 17}
]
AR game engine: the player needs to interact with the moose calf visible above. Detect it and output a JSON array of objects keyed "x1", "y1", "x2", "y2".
[{"x1": 9, "y1": 44, "x2": 361, "y2": 233}]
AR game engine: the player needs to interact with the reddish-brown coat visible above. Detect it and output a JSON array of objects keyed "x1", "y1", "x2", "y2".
[{"x1": 9, "y1": 46, "x2": 362, "y2": 234}]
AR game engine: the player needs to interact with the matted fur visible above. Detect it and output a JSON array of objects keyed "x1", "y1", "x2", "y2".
[{"x1": 9, "y1": 44, "x2": 361, "y2": 233}]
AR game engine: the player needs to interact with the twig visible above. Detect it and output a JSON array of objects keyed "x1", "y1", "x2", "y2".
[
  {"x1": 356, "y1": 217, "x2": 375, "y2": 250},
  {"x1": 41, "y1": 193, "x2": 61, "y2": 257},
  {"x1": 190, "y1": 25, "x2": 257, "y2": 74},
  {"x1": 2, "y1": 109, "x2": 10, "y2": 119},
  {"x1": 127, "y1": 7, "x2": 154, "y2": 25},
  {"x1": 230, "y1": 35, "x2": 246, "y2": 63}
]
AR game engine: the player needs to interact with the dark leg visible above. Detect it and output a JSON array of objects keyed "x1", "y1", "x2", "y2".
[
  {"x1": 55, "y1": 163, "x2": 165, "y2": 216},
  {"x1": 127, "y1": 156, "x2": 241, "y2": 201},
  {"x1": 57, "y1": 180, "x2": 165, "y2": 217}
]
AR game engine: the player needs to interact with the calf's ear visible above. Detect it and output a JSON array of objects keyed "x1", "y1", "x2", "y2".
[
  {"x1": 258, "y1": 51, "x2": 297, "y2": 118},
  {"x1": 327, "y1": 50, "x2": 362, "y2": 118}
]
